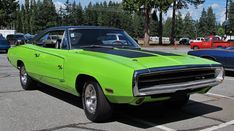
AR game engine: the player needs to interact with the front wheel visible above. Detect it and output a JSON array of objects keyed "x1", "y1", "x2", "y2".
[
  {"x1": 19, "y1": 64, "x2": 37, "y2": 90},
  {"x1": 193, "y1": 46, "x2": 199, "y2": 50},
  {"x1": 82, "y1": 80, "x2": 112, "y2": 122}
]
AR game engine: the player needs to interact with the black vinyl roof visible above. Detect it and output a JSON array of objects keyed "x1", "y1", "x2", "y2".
[
  {"x1": 46, "y1": 26, "x2": 121, "y2": 31},
  {"x1": 31, "y1": 26, "x2": 122, "y2": 42}
]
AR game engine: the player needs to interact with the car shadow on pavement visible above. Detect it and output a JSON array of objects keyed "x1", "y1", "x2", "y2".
[
  {"x1": 225, "y1": 71, "x2": 234, "y2": 77},
  {"x1": 36, "y1": 84, "x2": 222, "y2": 129},
  {"x1": 114, "y1": 101, "x2": 222, "y2": 129},
  {"x1": 37, "y1": 83, "x2": 83, "y2": 109},
  {"x1": 0, "y1": 52, "x2": 7, "y2": 54}
]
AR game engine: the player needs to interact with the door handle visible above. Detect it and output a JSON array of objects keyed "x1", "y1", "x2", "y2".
[
  {"x1": 34, "y1": 53, "x2": 40, "y2": 57},
  {"x1": 58, "y1": 65, "x2": 63, "y2": 70}
]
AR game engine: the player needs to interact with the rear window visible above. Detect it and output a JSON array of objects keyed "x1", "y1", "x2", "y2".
[
  {"x1": 7, "y1": 35, "x2": 25, "y2": 40},
  {"x1": 0, "y1": 35, "x2": 6, "y2": 40}
]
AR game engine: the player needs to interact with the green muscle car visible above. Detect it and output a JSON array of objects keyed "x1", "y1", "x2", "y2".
[{"x1": 7, "y1": 26, "x2": 224, "y2": 122}]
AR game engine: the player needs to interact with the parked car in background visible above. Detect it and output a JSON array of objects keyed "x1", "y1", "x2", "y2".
[
  {"x1": 0, "y1": 30, "x2": 16, "y2": 38},
  {"x1": 24, "y1": 34, "x2": 34, "y2": 42},
  {"x1": 0, "y1": 34, "x2": 10, "y2": 52},
  {"x1": 6, "y1": 34, "x2": 27, "y2": 45},
  {"x1": 150, "y1": 36, "x2": 170, "y2": 44},
  {"x1": 190, "y1": 37, "x2": 204, "y2": 44},
  {"x1": 8, "y1": 26, "x2": 224, "y2": 122},
  {"x1": 179, "y1": 37, "x2": 190, "y2": 45},
  {"x1": 101, "y1": 33, "x2": 128, "y2": 45},
  {"x1": 190, "y1": 35, "x2": 234, "y2": 49},
  {"x1": 224, "y1": 35, "x2": 234, "y2": 42},
  {"x1": 188, "y1": 47, "x2": 234, "y2": 71}
]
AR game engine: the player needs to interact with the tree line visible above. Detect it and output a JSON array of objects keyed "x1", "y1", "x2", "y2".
[{"x1": 0, "y1": 0, "x2": 233, "y2": 45}]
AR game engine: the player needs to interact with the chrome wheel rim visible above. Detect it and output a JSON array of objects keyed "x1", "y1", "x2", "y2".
[
  {"x1": 20, "y1": 66, "x2": 27, "y2": 85},
  {"x1": 84, "y1": 84, "x2": 97, "y2": 114}
]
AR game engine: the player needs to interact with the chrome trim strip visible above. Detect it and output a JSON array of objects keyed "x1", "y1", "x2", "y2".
[
  {"x1": 225, "y1": 68, "x2": 234, "y2": 71},
  {"x1": 137, "y1": 79, "x2": 219, "y2": 96}
]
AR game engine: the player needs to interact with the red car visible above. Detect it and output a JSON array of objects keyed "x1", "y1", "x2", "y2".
[{"x1": 190, "y1": 35, "x2": 234, "y2": 49}]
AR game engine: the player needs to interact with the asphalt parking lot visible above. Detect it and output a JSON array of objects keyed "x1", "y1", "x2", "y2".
[{"x1": 1, "y1": 47, "x2": 234, "y2": 131}]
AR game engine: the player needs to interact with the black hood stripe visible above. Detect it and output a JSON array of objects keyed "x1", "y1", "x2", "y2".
[
  {"x1": 140, "y1": 49, "x2": 181, "y2": 56},
  {"x1": 84, "y1": 48, "x2": 155, "y2": 58}
]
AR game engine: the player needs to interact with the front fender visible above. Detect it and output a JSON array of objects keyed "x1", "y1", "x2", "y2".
[{"x1": 64, "y1": 53, "x2": 136, "y2": 104}]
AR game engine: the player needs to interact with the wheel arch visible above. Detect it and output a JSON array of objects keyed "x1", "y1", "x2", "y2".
[
  {"x1": 75, "y1": 74, "x2": 100, "y2": 96},
  {"x1": 17, "y1": 60, "x2": 24, "y2": 69}
]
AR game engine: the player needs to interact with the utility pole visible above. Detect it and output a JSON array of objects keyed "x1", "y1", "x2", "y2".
[{"x1": 225, "y1": 0, "x2": 229, "y2": 34}]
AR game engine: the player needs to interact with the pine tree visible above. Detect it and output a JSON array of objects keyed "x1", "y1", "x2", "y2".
[
  {"x1": 175, "y1": 11, "x2": 184, "y2": 38},
  {"x1": 228, "y1": 2, "x2": 234, "y2": 35},
  {"x1": 0, "y1": 0, "x2": 18, "y2": 28},
  {"x1": 198, "y1": 8, "x2": 207, "y2": 36},
  {"x1": 24, "y1": 0, "x2": 30, "y2": 33},
  {"x1": 206, "y1": 7, "x2": 216, "y2": 35},
  {"x1": 183, "y1": 12, "x2": 195, "y2": 38}
]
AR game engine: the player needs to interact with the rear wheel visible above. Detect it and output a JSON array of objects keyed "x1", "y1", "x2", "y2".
[
  {"x1": 19, "y1": 64, "x2": 37, "y2": 90},
  {"x1": 82, "y1": 80, "x2": 112, "y2": 122}
]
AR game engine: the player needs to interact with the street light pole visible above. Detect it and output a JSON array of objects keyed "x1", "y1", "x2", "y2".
[{"x1": 225, "y1": 0, "x2": 229, "y2": 34}]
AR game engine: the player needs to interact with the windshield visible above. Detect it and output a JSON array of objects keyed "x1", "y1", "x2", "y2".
[
  {"x1": 205, "y1": 37, "x2": 210, "y2": 42},
  {"x1": 69, "y1": 29, "x2": 140, "y2": 49}
]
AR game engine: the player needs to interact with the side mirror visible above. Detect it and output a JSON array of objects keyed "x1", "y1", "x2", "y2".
[{"x1": 134, "y1": 38, "x2": 138, "y2": 43}]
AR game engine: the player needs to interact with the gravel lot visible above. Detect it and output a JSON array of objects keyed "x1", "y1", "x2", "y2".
[{"x1": 1, "y1": 47, "x2": 234, "y2": 131}]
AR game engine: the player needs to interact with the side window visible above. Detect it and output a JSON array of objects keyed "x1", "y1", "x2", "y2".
[
  {"x1": 35, "y1": 30, "x2": 66, "y2": 49},
  {"x1": 205, "y1": 38, "x2": 210, "y2": 42},
  {"x1": 69, "y1": 30, "x2": 82, "y2": 47},
  {"x1": 37, "y1": 33, "x2": 49, "y2": 45},
  {"x1": 213, "y1": 37, "x2": 220, "y2": 41}
]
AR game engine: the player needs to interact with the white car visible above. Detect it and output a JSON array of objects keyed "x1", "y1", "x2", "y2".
[
  {"x1": 150, "y1": 36, "x2": 170, "y2": 44},
  {"x1": 190, "y1": 37, "x2": 204, "y2": 43}
]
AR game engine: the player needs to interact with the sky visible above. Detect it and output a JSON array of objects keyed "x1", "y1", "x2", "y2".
[{"x1": 18, "y1": 0, "x2": 227, "y2": 23}]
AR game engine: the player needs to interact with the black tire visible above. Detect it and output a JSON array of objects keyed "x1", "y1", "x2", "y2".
[
  {"x1": 193, "y1": 46, "x2": 199, "y2": 50},
  {"x1": 164, "y1": 95, "x2": 190, "y2": 108},
  {"x1": 19, "y1": 64, "x2": 37, "y2": 90},
  {"x1": 5, "y1": 49, "x2": 8, "y2": 53},
  {"x1": 82, "y1": 80, "x2": 112, "y2": 122}
]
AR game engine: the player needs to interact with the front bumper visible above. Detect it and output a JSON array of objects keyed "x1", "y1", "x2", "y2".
[{"x1": 133, "y1": 64, "x2": 224, "y2": 97}]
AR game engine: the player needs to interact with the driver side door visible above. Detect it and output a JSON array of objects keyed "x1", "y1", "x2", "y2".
[{"x1": 32, "y1": 30, "x2": 68, "y2": 89}]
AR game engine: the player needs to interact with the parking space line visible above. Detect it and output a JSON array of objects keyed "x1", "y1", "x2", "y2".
[
  {"x1": 124, "y1": 115, "x2": 176, "y2": 131},
  {"x1": 206, "y1": 93, "x2": 234, "y2": 100},
  {"x1": 156, "y1": 125, "x2": 176, "y2": 131},
  {"x1": 200, "y1": 120, "x2": 234, "y2": 131}
]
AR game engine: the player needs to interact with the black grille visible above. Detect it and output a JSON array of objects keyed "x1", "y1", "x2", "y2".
[{"x1": 137, "y1": 69, "x2": 216, "y2": 89}]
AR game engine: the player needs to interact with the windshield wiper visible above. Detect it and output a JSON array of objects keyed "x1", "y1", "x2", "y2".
[
  {"x1": 80, "y1": 45, "x2": 114, "y2": 49},
  {"x1": 116, "y1": 45, "x2": 141, "y2": 50}
]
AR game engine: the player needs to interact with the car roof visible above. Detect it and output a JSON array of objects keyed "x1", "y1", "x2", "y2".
[{"x1": 46, "y1": 26, "x2": 121, "y2": 31}]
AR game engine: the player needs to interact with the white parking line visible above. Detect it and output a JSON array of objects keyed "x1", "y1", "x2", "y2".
[
  {"x1": 156, "y1": 125, "x2": 176, "y2": 131},
  {"x1": 206, "y1": 93, "x2": 234, "y2": 100},
  {"x1": 200, "y1": 120, "x2": 234, "y2": 131},
  {"x1": 124, "y1": 116, "x2": 176, "y2": 131},
  {"x1": 223, "y1": 77, "x2": 234, "y2": 81}
]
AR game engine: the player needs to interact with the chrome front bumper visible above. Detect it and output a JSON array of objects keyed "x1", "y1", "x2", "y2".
[{"x1": 133, "y1": 64, "x2": 224, "y2": 97}]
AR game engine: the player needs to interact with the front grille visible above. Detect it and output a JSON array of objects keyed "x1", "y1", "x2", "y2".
[{"x1": 137, "y1": 68, "x2": 216, "y2": 90}]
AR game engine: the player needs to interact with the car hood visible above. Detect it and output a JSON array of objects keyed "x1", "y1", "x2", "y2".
[{"x1": 72, "y1": 48, "x2": 219, "y2": 70}]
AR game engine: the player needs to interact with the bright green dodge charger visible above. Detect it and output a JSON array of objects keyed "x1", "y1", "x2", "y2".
[{"x1": 8, "y1": 26, "x2": 224, "y2": 122}]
